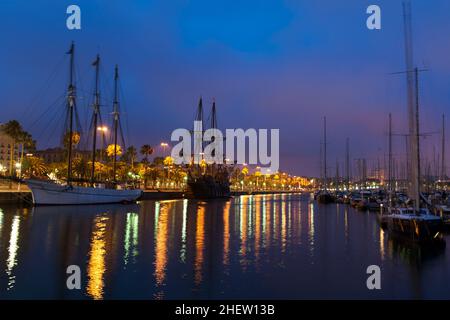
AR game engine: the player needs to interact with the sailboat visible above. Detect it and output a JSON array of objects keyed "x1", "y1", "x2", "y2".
[
  {"x1": 185, "y1": 97, "x2": 231, "y2": 198},
  {"x1": 25, "y1": 42, "x2": 142, "y2": 205},
  {"x1": 380, "y1": 2, "x2": 444, "y2": 243},
  {"x1": 317, "y1": 116, "x2": 335, "y2": 204}
]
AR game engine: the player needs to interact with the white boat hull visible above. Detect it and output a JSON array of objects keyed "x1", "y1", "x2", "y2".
[{"x1": 25, "y1": 179, "x2": 143, "y2": 205}]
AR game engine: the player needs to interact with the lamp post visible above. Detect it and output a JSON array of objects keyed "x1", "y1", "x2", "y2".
[
  {"x1": 97, "y1": 126, "x2": 108, "y2": 162},
  {"x1": 160, "y1": 142, "x2": 169, "y2": 156}
]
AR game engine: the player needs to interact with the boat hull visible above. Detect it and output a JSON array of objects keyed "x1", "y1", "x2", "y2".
[
  {"x1": 384, "y1": 214, "x2": 444, "y2": 243},
  {"x1": 25, "y1": 179, "x2": 143, "y2": 205},
  {"x1": 186, "y1": 178, "x2": 231, "y2": 199},
  {"x1": 317, "y1": 193, "x2": 335, "y2": 204}
]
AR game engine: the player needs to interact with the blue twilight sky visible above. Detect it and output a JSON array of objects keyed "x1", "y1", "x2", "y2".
[{"x1": 1, "y1": 0, "x2": 450, "y2": 176}]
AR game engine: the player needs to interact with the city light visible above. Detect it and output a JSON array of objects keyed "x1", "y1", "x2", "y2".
[{"x1": 97, "y1": 126, "x2": 108, "y2": 132}]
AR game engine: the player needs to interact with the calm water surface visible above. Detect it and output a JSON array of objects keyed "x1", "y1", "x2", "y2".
[{"x1": 0, "y1": 193, "x2": 449, "y2": 299}]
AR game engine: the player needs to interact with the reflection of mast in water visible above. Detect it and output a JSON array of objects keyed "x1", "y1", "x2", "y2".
[{"x1": 87, "y1": 215, "x2": 108, "y2": 300}]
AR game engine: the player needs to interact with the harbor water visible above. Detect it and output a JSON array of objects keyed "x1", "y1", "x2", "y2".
[{"x1": 0, "y1": 193, "x2": 449, "y2": 299}]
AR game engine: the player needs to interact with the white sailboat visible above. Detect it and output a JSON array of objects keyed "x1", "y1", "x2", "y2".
[
  {"x1": 26, "y1": 179, "x2": 142, "y2": 205},
  {"x1": 25, "y1": 42, "x2": 142, "y2": 205}
]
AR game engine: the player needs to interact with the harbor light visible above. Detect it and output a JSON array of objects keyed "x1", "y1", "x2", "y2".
[{"x1": 97, "y1": 126, "x2": 108, "y2": 132}]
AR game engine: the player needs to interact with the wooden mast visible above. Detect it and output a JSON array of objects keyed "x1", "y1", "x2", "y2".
[
  {"x1": 323, "y1": 116, "x2": 327, "y2": 191},
  {"x1": 66, "y1": 42, "x2": 75, "y2": 184},
  {"x1": 90, "y1": 54, "x2": 100, "y2": 185},
  {"x1": 112, "y1": 65, "x2": 119, "y2": 184}
]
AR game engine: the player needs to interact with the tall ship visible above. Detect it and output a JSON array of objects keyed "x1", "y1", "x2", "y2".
[
  {"x1": 185, "y1": 97, "x2": 231, "y2": 198},
  {"x1": 25, "y1": 42, "x2": 142, "y2": 205}
]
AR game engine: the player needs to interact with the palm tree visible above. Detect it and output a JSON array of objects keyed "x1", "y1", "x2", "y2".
[
  {"x1": 17, "y1": 131, "x2": 36, "y2": 178},
  {"x1": 140, "y1": 144, "x2": 154, "y2": 162},
  {"x1": 23, "y1": 156, "x2": 47, "y2": 178},
  {"x1": 1, "y1": 120, "x2": 23, "y2": 176},
  {"x1": 123, "y1": 146, "x2": 137, "y2": 169}
]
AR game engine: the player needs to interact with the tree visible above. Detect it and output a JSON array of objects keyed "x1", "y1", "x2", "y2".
[
  {"x1": 153, "y1": 156, "x2": 164, "y2": 166},
  {"x1": 72, "y1": 157, "x2": 89, "y2": 179},
  {"x1": 163, "y1": 156, "x2": 174, "y2": 167},
  {"x1": 140, "y1": 144, "x2": 154, "y2": 162},
  {"x1": 63, "y1": 131, "x2": 81, "y2": 150},
  {"x1": 22, "y1": 156, "x2": 47, "y2": 178},
  {"x1": 122, "y1": 146, "x2": 137, "y2": 169},
  {"x1": 106, "y1": 144, "x2": 122, "y2": 158}
]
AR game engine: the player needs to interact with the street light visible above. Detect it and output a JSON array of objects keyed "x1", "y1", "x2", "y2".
[
  {"x1": 160, "y1": 142, "x2": 169, "y2": 156},
  {"x1": 97, "y1": 126, "x2": 108, "y2": 132},
  {"x1": 97, "y1": 126, "x2": 108, "y2": 161}
]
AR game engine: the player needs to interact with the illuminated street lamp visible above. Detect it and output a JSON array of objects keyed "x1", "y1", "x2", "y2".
[
  {"x1": 15, "y1": 162, "x2": 22, "y2": 179},
  {"x1": 97, "y1": 126, "x2": 108, "y2": 132},
  {"x1": 96, "y1": 126, "x2": 109, "y2": 162},
  {"x1": 160, "y1": 142, "x2": 169, "y2": 156}
]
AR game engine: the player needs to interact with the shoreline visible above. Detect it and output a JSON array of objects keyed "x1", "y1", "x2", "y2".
[{"x1": 0, "y1": 188, "x2": 303, "y2": 204}]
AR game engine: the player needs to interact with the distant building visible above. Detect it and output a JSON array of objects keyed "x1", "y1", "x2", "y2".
[
  {"x1": 34, "y1": 147, "x2": 90, "y2": 164},
  {"x1": 0, "y1": 130, "x2": 19, "y2": 174},
  {"x1": 34, "y1": 147, "x2": 66, "y2": 164}
]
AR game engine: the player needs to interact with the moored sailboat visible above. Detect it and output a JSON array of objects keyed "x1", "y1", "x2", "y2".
[
  {"x1": 380, "y1": 2, "x2": 444, "y2": 243},
  {"x1": 25, "y1": 42, "x2": 142, "y2": 205}
]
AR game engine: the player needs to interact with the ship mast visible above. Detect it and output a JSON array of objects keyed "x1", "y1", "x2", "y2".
[
  {"x1": 112, "y1": 65, "x2": 119, "y2": 184},
  {"x1": 90, "y1": 54, "x2": 100, "y2": 185},
  {"x1": 323, "y1": 116, "x2": 328, "y2": 191},
  {"x1": 441, "y1": 114, "x2": 446, "y2": 182},
  {"x1": 194, "y1": 97, "x2": 204, "y2": 167},
  {"x1": 211, "y1": 99, "x2": 217, "y2": 129},
  {"x1": 66, "y1": 42, "x2": 75, "y2": 184},
  {"x1": 413, "y1": 67, "x2": 421, "y2": 212},
  {"x1": 346, "y1": 138, "x2": 350, "y2": 190},
  {"x1": 388, "y1": 113, "x2": 393, "y2": 206}
]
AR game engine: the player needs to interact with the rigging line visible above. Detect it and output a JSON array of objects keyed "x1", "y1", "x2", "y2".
[
  {"x1": 119, "y1": 119, "x2": 126, "y2": 151},
  {"x1": 99, "y1": 64, "x2": 113, "y2": 106},
  {"x1": 118, "y1": 79, "x2": 130, "y2": 148},
  {"x1": 20, "y1": 53, "x2": 67, "y2": 124},
  {"x1": 27, "y1": 93, "x2": 66, "y2": 131},
  {"x1": 36, "y1": 101, "x2": 66, "y2": 145},
  {"x1": 44, "y1": 109, "x2": 67, "y2": 148}
]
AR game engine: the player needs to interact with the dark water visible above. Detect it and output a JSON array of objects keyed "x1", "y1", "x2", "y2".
[{"x1": 0, "y1": 193, "x2": 449, "y2": 299}]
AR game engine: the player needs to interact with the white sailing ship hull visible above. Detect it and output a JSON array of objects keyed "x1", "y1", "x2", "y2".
[{"x1": 25, "y1": 179, "x2": 143, "y2": 205}]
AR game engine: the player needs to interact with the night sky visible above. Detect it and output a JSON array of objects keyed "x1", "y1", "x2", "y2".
[{"x1": 1, "y1": 0, "x2": 449, "y2": 176}]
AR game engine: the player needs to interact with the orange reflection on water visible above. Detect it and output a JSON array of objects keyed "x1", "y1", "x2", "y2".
[
  {"x1": 239, "y1": 196, "x2": 248, "y2": 263},
  {"x1": 223, "y1": 201, "x2": 231, "y2": 265},
  {"x1": 87, "y1": 215, "x2": 108, "y2": 300},
  {"x1": 195, "y1": 205, "x2": 205, "y2": 285},
  {"x1": 265, "y1": 197, "x2": 272, "y2": 245},
  {"x1": 379, "y1": 228, "x2": 385, "y2": 261},
  {"x1": 281, "y1": 200, "x2": 286, "y2": 252},
  {"x1": 154, "y1": 203, "x2": 169, "y2": 288},
  {"x1": 254, "y1": 196, "x2": 261, "y2": 260}
]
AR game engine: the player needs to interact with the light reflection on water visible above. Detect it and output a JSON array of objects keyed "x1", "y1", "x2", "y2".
[{"x1": 0, "y1": 193, "x2": 449, "y2": 299}]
